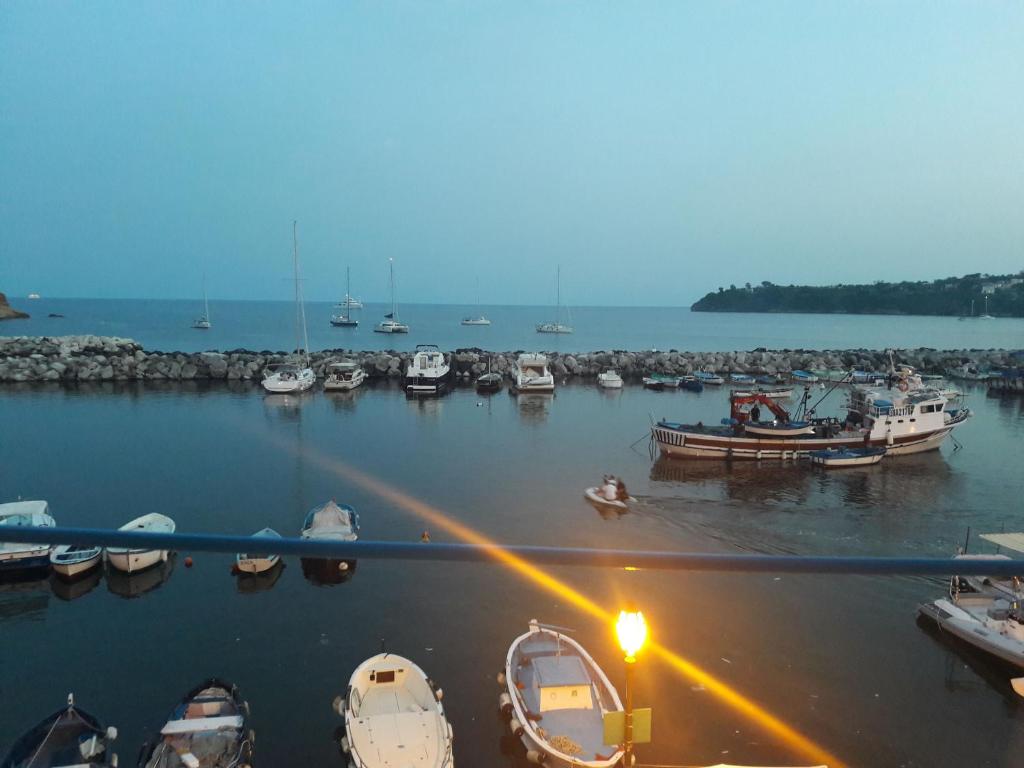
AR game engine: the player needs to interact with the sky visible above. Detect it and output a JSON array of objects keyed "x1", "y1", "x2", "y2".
[{"x1": 1, "y1": 1, "x2": 1022, "y2": 305}]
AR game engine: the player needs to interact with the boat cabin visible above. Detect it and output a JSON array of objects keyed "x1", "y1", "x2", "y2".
[{"x1": 532, "y1": 655, "x2": 595, "y2": 713}]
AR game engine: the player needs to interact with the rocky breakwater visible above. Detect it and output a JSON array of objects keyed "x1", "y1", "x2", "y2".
[
  {"x1": 0, "y1": 293, "x2": 29, "y2": 321},
  {"x1": 0, "y1": 336, "x2": 1020, "y2": 383}
]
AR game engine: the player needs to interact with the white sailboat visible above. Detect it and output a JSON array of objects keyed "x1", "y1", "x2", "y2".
[
  {"x1": 331, "y1": 267, "x2": 359, "y2": 327},
  {"x1": 461, "y1": 278, "x2": 491, "y2": 326},
  {"x1": 980, "y1": 295, "x2": 995, "y2": 319},
  {"x1": 262, "y1": 221, "x2": 316, "y2": 393},
  {"x1": 192, "y1": 275, "x2": 211, "y2": 329},
  {"x1": 536, "y1": 266, "x2": 573, "y2": 334},
  {"x1": 374, "y1": 258, "x2": 409, "y2": 333}
]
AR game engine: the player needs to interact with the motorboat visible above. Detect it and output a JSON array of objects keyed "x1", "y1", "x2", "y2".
[
  {"x1": 0, "y1": 500, "x2": 56, "y2": 574},
  {"x1": 945, "y1": 364, "x2": 991, "y2": 382},
  {"x1": 336, "y1": 653, "x2": 453, "y2": 768},
  {"x1": 809, "y1": 447, "x2": 886, "y2": 468},
  {"x1": 642, "y1": 376, "x2": 672, "y2": 391},
  {"x1": 302, "y1": 500, "x2": 360, "y2": 576},
  {"x1": 191, "y1": 275, "x2": 211, "y2": 330},
  {"x1": 597, "y1": 370, "x2": 622, "y2": 389},
  {"x1": 918, "y1": 592, "x2": 1024, "y2": 670},
  {"x1": 536, "y1": 266, "x2": 574, "y2": 334},
  {"x1": 105, "y1": 513, "x2": 175, "y2": 573},
  {"x1": 476, "y1": 372, "x2": 503, "y2": 392},
  {"x1": 138, "y1": 679, "x2": 253, "y2": 768},
  {"x1": 693, "y1": 369, "x2": 724, "y2": 385},
  {"x1": 500, "y1": 620, "x2": 624, "y2": 768},
  {"x1": 0, "y1": 694, "x2": 117, "y2": 768},
  {"x1": 236, "y1": 528, "x2": 282, "y2": 575},
  {"x1": 732, "y1": 387, "x2": 793, "y2": 399},
  {"x1": 406, "y1": 344, "x2": 451, "y2": 396},
  {"x1": 337, "y1": 294, "x2": 363, "y2": 310},
  {"x1": 374, "y1": 258, "x2": 410, "y2": 333},
  {"x1": 729, "y1": 373, "x2": 755, "y2": 384},
  {"x1": 262, "y1": 222, "x2": 316, "y2": 393},
  {"x1": 331, "y1": 268, "x2": 360, "y2": 326},
  {"x1": 50, "y1": 544, "x2": 103, "y2": 579},
  {"x1": 791, "y1": 370, "x2": 819, "y2": 383},
  {"x1": 324, "y1": 360, "x2": 366, "y2": 391},
  {"x1": 461, "y1": 277, "x2": 491, "y2": 326},
  {"x1": 583, "y1": 487, "x2": 635, "y2": 510},
  {"x1": 27, "y1": 293, "x2": 41, "y2": 300},
  {"x1": 514, "y1": 354, "x2": 555, "y2": 393},
  {"x1": 679, "y1": 376, "x2": 704, "y2": 392},
  {"x1": 757, "y1": 374, "x2": 785, "y2": 385}
]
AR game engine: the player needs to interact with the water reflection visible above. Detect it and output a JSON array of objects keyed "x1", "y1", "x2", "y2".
[
  {"x1": 49, "y1": 568, "x2": 103, "y2": 601},
  {"x1": 235, "y1": 563, "x2": 285, "y2": 594},
  {"x1": 650, "y1": 455, "x2": 811, "y2": 505},
  {"x1": 916, "y1": 614, "x2": 1023, "y2": 703},
  {"x1": 513, "y1": 393, "x2": 552, "y2": 424},
  {"x1": 106, "y1": 556, "x2": 176, "y2": 599},
  {"x1": 262, "y1": 393, "x2": 306, "y2": 421},
  {"x1": 301, "y1": 557, "x2": 358, "y2": 586},
  {"x1": 325, "y1": 389, "x2": 364, "y2": 412},
  {"x1": 0, "y1": 575, "x2": 50, "y2": 623}
]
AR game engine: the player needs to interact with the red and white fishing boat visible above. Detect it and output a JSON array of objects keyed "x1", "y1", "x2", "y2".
[{"x1": 652, "y1": 384, "x2": 970, "y2": 460}]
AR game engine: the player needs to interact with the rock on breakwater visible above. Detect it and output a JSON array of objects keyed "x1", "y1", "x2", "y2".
[
  {"x1": 0, "y1": 293, "x2": 29, "y2": 321},
  {"x1": 0, "y1": 335, "x2": 1021, "y2": 383}
]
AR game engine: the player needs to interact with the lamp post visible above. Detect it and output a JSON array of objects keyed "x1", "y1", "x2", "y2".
[{"x1": 616, "y1": 610, "x2": 647, "y2": 767}]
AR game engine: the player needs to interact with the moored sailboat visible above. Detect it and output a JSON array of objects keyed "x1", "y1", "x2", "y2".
[
  {"x1": 263, "y1": 221, "x2": 316, "y2": 393},
  {"x1": 374, "y1": 258, "x2": 409, "y2": 333},
  {"x1": 536, "y1": 266, "x2": 573, "y2": 334}
]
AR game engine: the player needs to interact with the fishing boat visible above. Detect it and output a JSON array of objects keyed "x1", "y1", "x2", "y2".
[
  {"x1": 597, "y1": 370, "x2": 622, "y2": 388},
  {"x1": 679, "y1": 376, "x2": 704, "y2": 392},
  {"x1": 945, "y1": 364, "x2": 991, "y2": 382},
  {"x1": 191, "y1": 275, "x2": 211, "y2": 330},
  {"x1": 729, "y1": 373, "x2": 755, "y2": 384},
  {"x1": 693, "y1": 369, "x2": 724, "y2": 385},
  {"x1": 642, "y1": 375, "x2": 675, "y2": 391},
  {"x1": 732, "y1": 387, "x2": 793, "y2": 399},
  {"x1": 262, "y1": 222, "x2": 316, "y2": 393},
  {"x1": 791, "y1": 370, "x2": 819, "y2": 383},
  {"x1": 324, "y1": 360, "x2": 366, "y2": 391},
  {"x1": 405, "y1": 344, "x2": 451, "y2": 396},
  {"x1": 105, "y1": 513, "x2": 175, "y2": 573},
  {"x1": 514, "y1": 353, "x2": 555, "y2": 393},
  {"x1": 653, "y1": 386, "x2": 970, "y2": 460},
  {"x1": 461, "y1": 277, "x2": 491, "y2": 326},
  {"x1": 536, "y1": 266, "x2": 573, "y2": 334},
  {"x1": 0, "y1": 500, "x2": 56, "y2": 574},
  {"x1": 0, "y1": 694, "x2": 118, "y2": 768},
  {"x1": 301, "y1": 500, "x2": 360, "y2": 576},
  {"x1": 918, "y1": 591, "x2": 1024, "y2": 670},
  {"x1": 499, "y1": 620, "x2": 624, "y2": 768},
  {"x1": 138, "y1": 679, "x2": 253, "y2": 768},
  {"x1": 331, "y1": 268, "x2": 360, "y2": 327},
  {"x1": 235, "y1": 527, "x2": 282, "y2": 575},
  {"x1": 336, "y1": 653, "x2": 453, "y2": 768},
  {"x1": 757, "y1": 374, "x2": 785, "y2": 385},
  {"x1": 50, "y1": 544, "x2": 103, "y2": 579},
  {"x1": 374, "y1": 258, "x2": 409, "y2": 333},
  {"x1": 809, "y1": 446, "x2": 887, "y2": 468}
]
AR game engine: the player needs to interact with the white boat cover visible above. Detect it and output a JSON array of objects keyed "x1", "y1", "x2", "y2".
[
  {"x1": 979, "y1": 532, "x2": 1024, "y2": 554},
  {"x1": 161, "y1": 715, "x2": 244, "y2": 735},
  {"x1": 303, "y1": 501, "x2": 358, "y2": 541}
]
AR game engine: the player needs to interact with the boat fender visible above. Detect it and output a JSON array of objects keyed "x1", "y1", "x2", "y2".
[
  {"x1": 241, "y1": 701, "x2": 250, "y2": 717},
  {"x1": 106, "y1": 726, "x2": 118, "y2": 741},
  {"x1": 340, "y1": 736, "x2": 350, "y2": 753},
  {"x1": 509, "y1": 717, "x2": 526, "y2": 737},
  {"x1": 526, "y1": 749, "x2": 548, "y2": 764},
  {"x1": 434, "y1": 687, "x2": 444, "y2": 701},
  {"x1": 499, "y1": 692, "x2": 513, "y2": 715},
  {"x1": 338, "y1": 561, "x2": 349, "y2": 571},
  {"x1": 496, "y1": 671, "x2": 507, "y2": 686},
  {"x1": 756, "y1": 450, "x2": 762, "y2": 460},
  {"x1": 332, "y1": 695, "x2": 345, "y2": 716},
  {"x1": 111, "y1": 757, "x2": 118, "y2": 768},
  {"x1": 886, "y1": 430, "x2": 894, "y2": 447}
]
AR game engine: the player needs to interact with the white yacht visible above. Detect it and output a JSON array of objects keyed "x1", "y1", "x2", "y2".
[
  {"x1": 536, "y1": 266, "x2": 573, "y2": 334},
  {"x1": 106, "y1": 512, "x2": 176, "y2": 573},
  {"x1": 324, "y1": 360, "x2": 366, "y2": 391},
  {"x1": 331, "y1": 267, "x2": 359, "y2": 327},
  {"x1": 461, "y1": 278, "x2": 491, "y2": 325},
  {"x1": 514, "y1": 353, "x2": 555, "y2": 393},
  {"x1": 406, "y1": 345, "x2": 451, "y2": 395},
  {"x1": 374, "y1": 258, "x2": 409, "y2": 333},
  {"x1": 192, "y1": 275, "x2": 211, "y2": 329},
  {"x1": 597, "y1": 370, "x2": 623, "y2": 388},
  {"x1": 263, "y1": 222, "x2": 316, "y2": 393},
  {"x1": 0, "y1": 500, "x2": 56, "y2": 575},
  {"x1": 336, "y1": 653, "x2": 453, "y2": 768}
]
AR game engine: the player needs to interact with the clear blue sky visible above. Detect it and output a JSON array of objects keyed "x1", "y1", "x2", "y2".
[{"x1": 1, "y1": 2, "x2": 1022, "y2": 305}]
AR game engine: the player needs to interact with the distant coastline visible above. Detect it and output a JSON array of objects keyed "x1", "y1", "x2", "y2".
[{"x1": 691, "y1": 272, "x2": 1024, "y2": 318}]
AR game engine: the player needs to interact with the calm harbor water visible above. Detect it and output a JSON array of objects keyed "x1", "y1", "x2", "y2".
[
  {"x1": 6, "y1": 297, "x2": 1024, "y2": 352},
  {"x1": 2, "y1": 377, "x2": 1023, "y2": 767}
]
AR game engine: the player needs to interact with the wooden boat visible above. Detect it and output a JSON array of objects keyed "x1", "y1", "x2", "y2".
[
  {"x1": 138, "y1": 679, "x2": 253, "y2": 768},
  {"x1": 324, "y1": 360, "x2": 366, "y2": 391},
  {"x1": 0, "y1": 500, "x2": 56, "y2": 575},
  {"x1": 106, "y1": 513, "x2": 175, "y2": 574},
  {"x1": 50, "y1": 544, "x2": 103, "y2": 578},
  {"x1": 743, "y1": 421, "x2": 816, "y2": 437},
  {"x1": 729, "y1": 373, "x2": 755, "y2": 383},
  {"x1": 236, "y1": 527, "x2": 282, "y2": 574},
  {"x1": 597, "y1": 370, "x2": 622, "y2": 388},
  {"x1": 732, "y1": 387, "x2": 793, "y2": 399},
  {"x1": 500, "y1": 620, "x2": 624, "y2": 768},
  {"x1": 809, "y1": 447, "x2": 886, "y2": 468},
  {"x1": 336, "y1": 653, "x2": 453, "y2": 768},
  {"x1": 583, "y1": 487, "x2": 635, "y2": 510},
  {"x1": 1, "y1": 694, "x2": 117, "y2": 768},
  {"x1": 642, "y1": 376, "x2": 668, "y2": 391}
]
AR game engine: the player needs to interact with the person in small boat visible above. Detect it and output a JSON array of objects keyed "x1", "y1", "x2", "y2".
[
  {"x1": 602, "y1": 476, "x2": 619, "y2": 501},
  {"x1": 750, "y1": 404, "x2": 761, "y2": 422},
  {"x1": 615, "y1": 478, "x2": 629, "y2": 501}
]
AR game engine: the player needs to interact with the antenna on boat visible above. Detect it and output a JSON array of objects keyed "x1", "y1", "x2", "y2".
[{"x1": 380, "y1": 637, "x2": 387, "y2": 656}]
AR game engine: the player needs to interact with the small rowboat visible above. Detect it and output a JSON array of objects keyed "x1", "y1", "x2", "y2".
[
  {"x1": 809, "y1": 447, "x2": 887, "y2": 468},
  {"x1": 236, "y1": 527, "x2": 282, "y2": 574},
  {"x1": 50, "y1": 544, "x2": 103, "y2": 579},
  {"x1": 743, "y1": 421, "x2": 815, "y2": 437},
  {"x1": 106, "y1": 513, "x2": 175, "y2": 574},
  {"x1": 732, "y1": 387, "x2": 793, "y2": 399},
  {"x1": 583, "y1": 487, "x2": 635, "y2": 510}
]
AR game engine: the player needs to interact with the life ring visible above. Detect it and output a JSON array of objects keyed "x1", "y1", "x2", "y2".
[{"x1": 898, "y1": 379, "x2": 909, "y2": 392}]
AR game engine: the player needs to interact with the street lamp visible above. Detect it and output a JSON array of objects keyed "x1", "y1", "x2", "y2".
[{"x1": 616, "y1": 610, "x2": 648, "y2": 767}]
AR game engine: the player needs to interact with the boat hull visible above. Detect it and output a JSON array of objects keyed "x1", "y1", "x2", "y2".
[
  {"x1": 106, "y1": 548, "x2": 167, "y2": 574},
  {"x1": 0, "y1": 549, "x2": 51, "y2": 574},
  {"x1": 919, "y1": 600, "x2": 1024, "y2": 669},
  {"x1": 50, "y1": 546, "x2": 103, "y2": 578},
  {"x1": 262, "y1": 372, "x2": 315, "y2": 393},
  {"x1": 325, "y1": 378, "x2": 364, "y2": 391},
  {"x1": 810, "y1": 450, "x2": 886, "y2": 468},
  {"x1": 236, "y1": 555, "x2": 280, "y2": 574}
]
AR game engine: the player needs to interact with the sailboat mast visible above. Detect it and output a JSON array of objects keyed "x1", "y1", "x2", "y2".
[
  {"x1": 556, "y1": 265, "x2": 561, "y2": 326},
  {"x1": 293, "y1": 221, "x2": 310, "y2": 366},
  {"x1": 203, "y1": 273, "x2": 210, "y2": 321},
  {"x1": 390, "y1": 258, "x2": 397, "y2": 319}
]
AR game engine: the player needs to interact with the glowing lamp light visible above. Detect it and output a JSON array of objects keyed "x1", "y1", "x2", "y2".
[{"x1": 616, "y1": 610, "x2": 648, "y2": 661}]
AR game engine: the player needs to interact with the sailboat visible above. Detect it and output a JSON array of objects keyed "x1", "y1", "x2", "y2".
[
  {"x1": 192, "y1": 275, "x2": 211, "y2": 329},
  {"x1": 536, "y1": 266, "x2": 573, "y2": 334},
  {"x1": 374, "y1": 258, "x2": 409, "y2": 333},
  {"x1": 461, "y1": 278, "x2": 491, "y2": 326},
  {"x1": 262, "y1": 221, "x2": 316, "y2": 393},
  {"x1": 330, "y1": 268, "x2": 359, "y2": 327},
  {"x1": 980, "y1": 295, "x2": 995, "y2": 319}
]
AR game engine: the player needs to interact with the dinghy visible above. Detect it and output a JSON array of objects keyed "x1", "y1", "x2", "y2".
[
  {"x1": 742, "y1": 421, "x2": 816, "y2": 437},
  {"x1": 139, "y1": 679, "x2": 253, "y2": 768},
  {"x1": 809, "y1": 447, "x2": 886, "y2": 468},
  {"x1": 0, "y1": 500, "x2": 56, "y2": 575},
  {"x1": 235, "y1": 528, "x2": 282, "y2": 575},
  {"x1": 50, "y1": 544, "x2": 103, "y2": 579},
  {"x1": 918, "y1": 593, "x2": 1024, "y2": 670},
  {"x1": 500, "y1": 620, "x2": 624, "y2": 768},
  {"x1": 105, "y1": 513, "x2": 175, "y2": 574},
  {"x1": 583, "y1": 488, "x2": 635, "y2": 510},
  {"x1": 1, "y1": 694, "x2": 117, "y2": 768},
  {"x1": 301, "y1": 500, "x2": 360, "y2": 577},
  {"x1": 335, "y1": 653, "x2": 453, "y2": 768}
]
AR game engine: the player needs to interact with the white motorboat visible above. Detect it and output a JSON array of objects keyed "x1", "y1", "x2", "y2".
[
  {"x1": 743, "y1": 421, "x2": 816, "y2": 437},
  {"x1": 693, "y1": 369, "x2": 725, "y2": 385},
  {"x1": 324, "y1": 360, "x2": 366, "y2": 391},
  {"x1": 139, "y1": 679, "x2": 252, "y2": 768},
  {"x1": 374, "y1": 258, "x2": 410, "y2": 333},
  {"x1": 597, "y1": 370, "x2": 622, "y2": 388},
  {"x1": 729, "y1": 373, "x2": 755, "y2": 384},
  {"x1": 50, "y1": 544, "x2": 103, "y2": 579},
  {"x1": 732, "y1": 387, "x2": 793, "y2": 399},
  {"x1": 0, "y1": 500, "x2": 56, "y2": 575},
  {"x1": 302, "y1": 501, "x2": 360, "y2": 543},
  {"x1": 500, "y1": 620, "x2": 624, "y2": 768},
  {"x1": 236, "y1": 528, "x2": 282, "y2": 575},
  {"x1": 337, "y1": 294, "x2": 363, "y2": 309},
  {"x1": 0, "y1": 693, "x2": 118, "y2": 768},
  {"x1": 461, "y1": 278, "x2": 491, "y2": 326},
  {"x1": 537, "y1": 266, "x2": 574, "y2": 334},
  {"x1": 191, "y1": 275, "x2": 211, "y2": 330},
  {"x1": 336, "y1": 653, "x2": 453, "y2": 768},
  {"x1": 791, "y1": 370, "x2": 819, "y2": 383},
  {"x1": 514, "y1": 353, "x2": 555, "y2": 393},
  {"x1": 331, "y1": 268, "x2": 360, "y2": 327},
  {"x1": 809, "y1": 447, "x2": 886, "y2": 468},
  {"x1": 263, "y1": 221, "x2": 316, "y2": 393},
  {"x1": 106, "y1": 513, "x2": 175, "y2": 573},
  {"x1": 919, "y1": 593, "x2": 1024, "y2": 669},
  {"x1": 406, "y1": 344, "x2": 451, "y2": 395}
]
